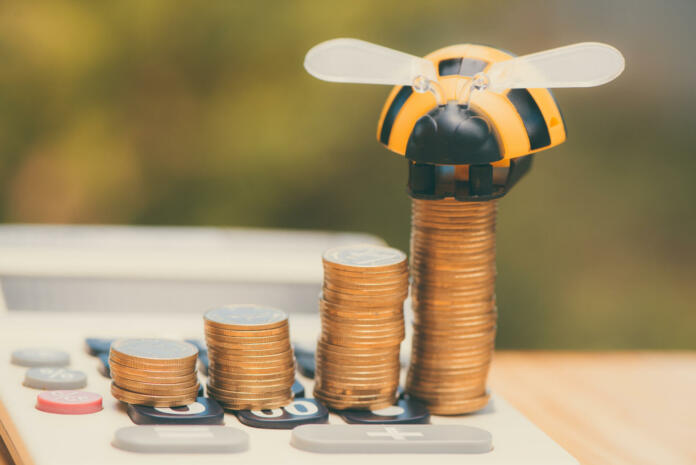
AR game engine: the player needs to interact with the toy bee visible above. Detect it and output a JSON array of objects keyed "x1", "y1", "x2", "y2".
[{"x1": 305, "y1": 39, "x2": 624, "y2": 200}]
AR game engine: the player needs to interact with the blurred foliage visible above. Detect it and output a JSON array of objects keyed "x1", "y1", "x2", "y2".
[{"x1": 0, "y1": 0, "x2": 694, "y2": 348}]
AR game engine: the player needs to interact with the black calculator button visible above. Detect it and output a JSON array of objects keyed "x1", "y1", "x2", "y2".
[
  {"x1": 84, "y1": 338, "x2": 115, "y2": 356},
  {"x1": 97, "y1": 352, "x2": 111, "y2": 378},
  {"x1": 295, "y1": 352, "x2": 315, "y2": 379},
  {"x1": 235, "y1": 398, "x2": 328, "y2": 429},
  {"x1": 339, "y1": 398, "x2": 430, "y2": 425},
  {"x1": 292, "y1": 378, "x2": 305, "y2": 398},
  {"x1": 127, "y1": 397, "x2": 224, "y2": 425}
]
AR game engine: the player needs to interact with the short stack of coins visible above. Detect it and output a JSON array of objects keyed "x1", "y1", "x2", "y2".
[
  {"x1": 204, "y1": 305, "x2": 294, "y2": 410},
  {"x1": 314, "y1": 244, "x2": 408, "y2": 410},
  {"x1": 407, "y1": 198, "x2": 498, "y2": 414},
  {"x1": 109, "y1": 338, "x2": 199, "y2": 407}
]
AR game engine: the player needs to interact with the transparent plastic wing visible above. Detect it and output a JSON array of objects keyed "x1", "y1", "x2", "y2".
[
  {"x1": 486, "y1": 42, "x2": 625, "y2": 92},
  {"x1": 304, "y1": 38, "x2": 438, "y2": 87}
]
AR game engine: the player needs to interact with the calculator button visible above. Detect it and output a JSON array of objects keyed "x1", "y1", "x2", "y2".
[
  {"x1": 291, "y1": 424, "x2": 492, "y2": 453},
  {"x1": 97, "y1": 352, "x2": 111, "y2": 378},
  {"x1": 36, "y1": 390, "x2": 102, "y2": 415},
  {"x1": 292, "y1": 378, "x2": 305, "y2": 398},
  {"x1": 127, "y1": 397, "x2": 224, "y2": 425},
  {"x1": 295, "y1": 351, "x2": 315, "y2": 379},
  {"x1": 198, "y1": 352, "x2": 209, "y2": 376},
  {"x1": 339, "y1": 398, "x2": 430, "y2": 425},
  {"x1": 112, "y1": 425, "x2": 249, "y2": 453},
  {"x1": 11, "y1": 348, "x2": 70, "y2": 367},
  {"x1": 24, "y1": 367, "x2": 87, "y2": 390},
  {"x1": 84, "y1": 338, "x2": 115, "y2": 355},
  {"x1": 235, "y1": 398, "x2": 328, "y2": 429},
  {"x1": 397, "y1": 386, "x2": 406, "y2": 399}
]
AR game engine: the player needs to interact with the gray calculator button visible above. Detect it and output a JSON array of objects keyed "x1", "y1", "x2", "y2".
[
  {"x1": 11, "y1": 348, "x2": 70, "y2": 367},
  {"x1": 291, "y1": 424, "x2": 492, "y2": 454},
  {"x1": 24, "y1": 367, "x2": 87, "y2": 390},
  {"x1": 112, "y1": 425, "x2": 249, "y2": 453}
]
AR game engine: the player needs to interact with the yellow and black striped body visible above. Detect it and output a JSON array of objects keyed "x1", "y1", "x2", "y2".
[{"x1": 376, "y1": 44, "x2": 567, "y2": 200}]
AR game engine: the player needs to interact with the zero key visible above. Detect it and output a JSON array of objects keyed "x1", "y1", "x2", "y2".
[
  {"x1": 235, "y1": 398, "x2": 328, "y2": 429},
  {"x1": 127, "y1": 397, "x2": 224, "y2": 425}
]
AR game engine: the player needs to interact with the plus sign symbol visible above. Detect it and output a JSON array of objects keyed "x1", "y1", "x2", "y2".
[{"x1": 367, "y1": 426, "x2": 424, "y2": 441}]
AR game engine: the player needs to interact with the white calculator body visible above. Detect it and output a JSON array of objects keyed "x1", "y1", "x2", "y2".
[{"x1": 0, "y1": 225, "x2": 578, "y2": 465}]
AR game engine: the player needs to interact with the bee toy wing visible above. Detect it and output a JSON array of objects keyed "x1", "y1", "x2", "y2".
[
  {"x1": 304, "y1": 38, "x2": 438, "y2": 88},
  {"x1": 486, "y1": 42, "x2": 625, "y2": 92}
]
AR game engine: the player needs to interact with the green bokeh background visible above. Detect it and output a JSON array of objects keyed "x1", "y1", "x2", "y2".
[{"x1": 1, "y1": 0, "x2": 694, "y2": 348}]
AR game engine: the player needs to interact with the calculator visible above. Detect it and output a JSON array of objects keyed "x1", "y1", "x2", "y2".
[{"x1": 0, "y1": 225, "x2": 578, "y2": 464}]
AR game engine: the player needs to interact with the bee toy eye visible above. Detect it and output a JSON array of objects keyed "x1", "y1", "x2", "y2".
[
  {"x1": 412, "y1": 115, "x2": 438, "y2": 147},
  {"x1": 453, "y1": 116, "x2": 490, "y2": 150}
]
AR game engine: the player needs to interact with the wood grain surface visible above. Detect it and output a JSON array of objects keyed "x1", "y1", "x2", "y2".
[
  {"x1": 489, "y1": 351, "x2": 696, "y2": 465},
  {"x1": 2, "y1": 351, "x2": 694, "y2": 465},
  {"x1": 0, "y1": 440, "x2": 11, "y2": 465}
]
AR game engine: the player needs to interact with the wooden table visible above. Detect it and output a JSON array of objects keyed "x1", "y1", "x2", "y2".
[
  {"x1": 2, "y1": 352, "x2": 694, "y2": 465},
  {"x1": 489, "y1": 352, "x2": 696, "y2": 465}
]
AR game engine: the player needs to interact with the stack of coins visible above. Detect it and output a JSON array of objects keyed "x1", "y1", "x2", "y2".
[
  {"x1": 109, "y1": 338, "x2": 199, "y2": 407},
  {"x1": 407, "y1": 198, "x2": 498, "y2": 415},
  {"x1": 314, "y1": 244, "x2": 409, "y2": 410},
  {"x1": 204, "y1": 305, "x2": 294, "y2": 410}
]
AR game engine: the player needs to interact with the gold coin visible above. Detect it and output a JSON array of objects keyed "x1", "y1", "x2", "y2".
[
  {"x1": 416, "y1": 394, "x2": 491, "y2": 415},
  {"x1": 204, "y1": 305, "x2": 288, "y2": 331},
  {"x1": 213, "y1": 397, "x2": 293, "y2": 411},
  {"x1": 207, "y1": 383, "x2": 292, "y2": 398},
  {"x1": 206, "y1": 384, "x2": 292, "y2": 401},
  {"x1": 113, "y1": 379, "x2": 200, "y2": 396},
  {"x1": 111, "y1": 369, "x2": 198, "y2": 385},
  {"x1": 208, "y1": 345, "x2": 293, "y2": 356},
  {"x1": 111, "y1": 383, "x2": 196, "y2": 407},
  {"x1": 110, "y1": 338, "x2": 198, "y2": 364},
  {"x1": 313, "y1": 388, "x2": 396, "y2": 403},
  {"x1": 323, "y1": 278, "x2": 408, "y2": 293},
  {"x1": 109, "y1": 353, "x2": 197, "y2": 372},
  {"x1": 203, "y1": 324, "x2": 290, "y2": 339},
  {"x1": 206, "y1": 345, "x2": 291, "y2": 356},
  {"x1": 208, "y1": 357, "x2": 295, "y2": 370},
  {"x1": 319, "y1": 301, "x2": 404, "y2": 318},
  {"x1": 316, "y1": 243, "x2": 408, "y2": 410},
  {"x1": 108, "y1": 359, "x2": 197, "y2": 378},
  {"x1": 322, "y1": 244, "x2": 407, "y2": 272},
  {"x1": 408, "y1": 198, "x2": 498, "y2": 410}
]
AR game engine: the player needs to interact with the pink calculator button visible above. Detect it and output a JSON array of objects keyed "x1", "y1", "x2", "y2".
[{"x1": 36, "y1": 390, "x2": 103, "y2": 414}]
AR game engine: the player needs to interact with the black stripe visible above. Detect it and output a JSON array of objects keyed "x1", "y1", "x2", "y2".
[
  {"x1": 507, "y1": 89, "x2": 551, "y2": 150},
  {"x1": 379, "y1": 86, "x2": 413, "y2": 145},
  {"x1": 438, "y1": 58, "x2": 487, "y2": 77},
  {"x1": 438, "y1": 58, "x2": 462, "y2": 76}
]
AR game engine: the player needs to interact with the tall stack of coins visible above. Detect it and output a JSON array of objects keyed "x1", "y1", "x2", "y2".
[
  {"x1": 204, "y1": 305, "x2": 294, "y2": 410},
  {"x1": 407, "y1": 198, "x2": 498, "y2": 415},
  {"x1": 109, "y1": 338, "x2": 199, "y2": 407},
  {"x1": 314, "y1": 244, "x2": 408, "y2": 410}
]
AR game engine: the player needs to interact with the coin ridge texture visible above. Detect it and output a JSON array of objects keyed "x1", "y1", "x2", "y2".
[
  {"x1": 406, "y1": 198, "x2": 497, "y2": 415},
  {"x1": 314, "y1": 244, "x2": 408, "y2": 410},
  {"x1": 109, "y1": 338, "x2": 199, "y2": 408},
  {"x1": 204, "y1": 305, "x2": 294, "y2": 410}
]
